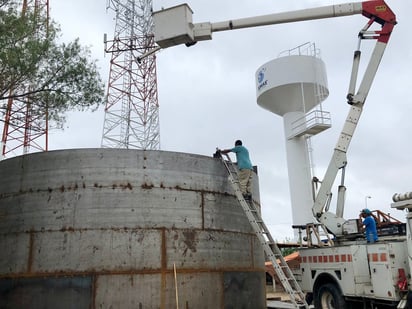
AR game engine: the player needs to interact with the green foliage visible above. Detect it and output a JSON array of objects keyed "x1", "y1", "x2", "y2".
[
  {"x1": 281, "y1": 246, "x2": 297, "y2": 257},
  {"x1": 0, "y1": 1, "x2": 105, "y2": 128},
  {"x1": 278, "y1": 237, "x2": 298, "y2": 256}
]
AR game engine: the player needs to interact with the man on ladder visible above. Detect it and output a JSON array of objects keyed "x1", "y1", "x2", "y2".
[
  {"x1": 220, "y1": 140, "x2": 254, "y2": 201},
  {"x1": 217, "y1": 141, "x2": 309, "y2": 308}
]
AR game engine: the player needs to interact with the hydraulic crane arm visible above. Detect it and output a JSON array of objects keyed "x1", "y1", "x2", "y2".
[
  {"x1": 312, "y1": 2, "x2": 396, "y2": 236},
  {"x1": 152, "y1": 1, "x2": 395, "y2": 49},
  {"x1": 150, "y1": 1, "x2": 396, "y2": 236}
]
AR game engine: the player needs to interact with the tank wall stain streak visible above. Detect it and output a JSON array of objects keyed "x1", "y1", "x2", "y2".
[{"x1": 0, "y1": 149, "x2": 265, "y2": 309}]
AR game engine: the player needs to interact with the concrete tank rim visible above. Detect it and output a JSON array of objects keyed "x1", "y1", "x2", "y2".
[{"x1": 0, "y1": 148, "x2": 218, "y2": 164}]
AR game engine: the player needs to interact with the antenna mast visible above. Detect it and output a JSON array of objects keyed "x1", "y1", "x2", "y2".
[
  {"x1": 1, "y1": 0, "x2": 49, "y2": 160},
  {"x1": 102, "y1": 0, "x2": 160, "y2": 150}
]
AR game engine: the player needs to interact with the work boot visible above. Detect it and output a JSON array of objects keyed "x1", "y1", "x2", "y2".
[{"x1": 243, "y1": 193, "x2": 252, "y2": 201}]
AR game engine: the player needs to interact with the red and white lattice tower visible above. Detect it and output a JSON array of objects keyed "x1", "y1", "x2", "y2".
[
  {"x1": 1, "y1": 0, "x2": 49, "y2": 160},
  {"x1": 102, "y1": 0, "x2": 160, "y2": 150}
]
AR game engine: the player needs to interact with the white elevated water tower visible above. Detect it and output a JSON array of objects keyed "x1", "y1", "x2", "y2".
[{"x1": 256, "y1": 43, "x2": 331, "y2": 231}]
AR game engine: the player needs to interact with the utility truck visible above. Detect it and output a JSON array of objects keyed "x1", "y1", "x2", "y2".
[{"x1": 147, "y1": 1, "x2": 412, "y2": 308}]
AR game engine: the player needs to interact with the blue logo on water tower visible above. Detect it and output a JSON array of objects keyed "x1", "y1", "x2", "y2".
[
  {"x1": 257, "y1": 67, "x2": 267, "y2": 90},
  {"x1": 258, "y1": 70, "x2": 265, "y2": 83}
]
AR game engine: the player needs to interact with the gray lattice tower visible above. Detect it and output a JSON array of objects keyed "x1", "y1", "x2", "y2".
[{"x1": 102, "y1": 0, "x2": 160, "y2": 150}]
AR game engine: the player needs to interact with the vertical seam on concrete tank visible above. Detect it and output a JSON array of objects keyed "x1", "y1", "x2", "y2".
[
  {"x1": 201, "y1": 192, "x2": 205, "y2": 230},
  {"x1": 142, "y1": 150, "x2": 148, "y2": 186},
  {"x1": 161, "y1": 228, "x2": 166, "y2": 309},
  {"x1": 91, "y1": 274, "x2": 97, "y2": 309},
  {"x1": 250, "y1": 235, "x2": 255, "y2": 268},
  {"x1": 220, "y1": 272, "x2": 224, "y2": 309},
  {"x1": 27, "y1": 231, "x2": 34, "y2": 272}
]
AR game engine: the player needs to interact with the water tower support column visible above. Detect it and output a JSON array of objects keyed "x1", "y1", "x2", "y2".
[{"x1": 283, "y1": 111, "x2": 315, "y2": 227}]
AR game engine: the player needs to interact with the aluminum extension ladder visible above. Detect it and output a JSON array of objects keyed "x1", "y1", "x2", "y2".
[{"x1": 219, "y1": 153, "x2": 309, "y2": 309}]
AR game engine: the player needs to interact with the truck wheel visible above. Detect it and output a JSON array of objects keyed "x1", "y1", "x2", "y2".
[
  {"x1": 407, "y1": 290, "x2": 412, "y2": 309},
  {"x1": 315, "y1": 283, "x2": 347, "y2": 309}
]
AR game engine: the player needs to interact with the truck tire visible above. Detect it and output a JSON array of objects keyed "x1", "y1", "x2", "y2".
[
  {"x1": 314, "y1": 283, "x2": 347, "y2": 309},
  {"x1": 407, "y1": 290, "x2": 412, "y2": 309}
]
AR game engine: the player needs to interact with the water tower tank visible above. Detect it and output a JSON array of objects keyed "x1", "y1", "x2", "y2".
[
  {"x1": 255, "y1": 52, "x2": 330, "y2": 229},
  {"x1": 257, "y1": 55, "x2": 328, "y2": 115},
  {"x1": 0, "y1": 149, "x2": 265, "y2": 308}
]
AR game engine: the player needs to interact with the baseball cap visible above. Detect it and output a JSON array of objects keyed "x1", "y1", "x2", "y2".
[{"x1": 361, "y1": 208, "x2": 371, "y2": 214}]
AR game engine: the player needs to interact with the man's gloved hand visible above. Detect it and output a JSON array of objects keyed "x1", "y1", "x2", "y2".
[{"x1": 213, "y1": 148, "x2": 222, "y2": 158}]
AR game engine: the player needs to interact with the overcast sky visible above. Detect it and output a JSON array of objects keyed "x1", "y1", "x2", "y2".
[{"x1": 48, "y1": 0, "x2": 412, "y2": 240}]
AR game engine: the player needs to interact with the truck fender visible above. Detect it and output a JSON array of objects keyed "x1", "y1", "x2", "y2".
[{"x1": 312, "y1": 272, "x2": 342, "y2": 300}]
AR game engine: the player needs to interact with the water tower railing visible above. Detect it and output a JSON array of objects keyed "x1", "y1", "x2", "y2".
[
  {"x1": 289, "y1": 109, "x2": 331, "y2": 139},
  {"x1": 278, "y1": 42, "x2": 320, "y2": 58}
]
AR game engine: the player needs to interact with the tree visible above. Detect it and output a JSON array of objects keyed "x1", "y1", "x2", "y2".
[{"x1": 0, "y1": 1, "x2": 105, "y2": 128}]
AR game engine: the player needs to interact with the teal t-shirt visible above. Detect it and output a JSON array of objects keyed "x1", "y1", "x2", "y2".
[
  {"x1": 363, "y1": 216, "x2": 378, "y2": 243},
  {"x1": 231, "y1": 145, "x2": 252, "y2": 170}
]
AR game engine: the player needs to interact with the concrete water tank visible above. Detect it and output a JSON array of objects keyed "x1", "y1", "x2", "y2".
[{"x1": 0, "y1": 149, "x2": 265, "y2": 308}]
